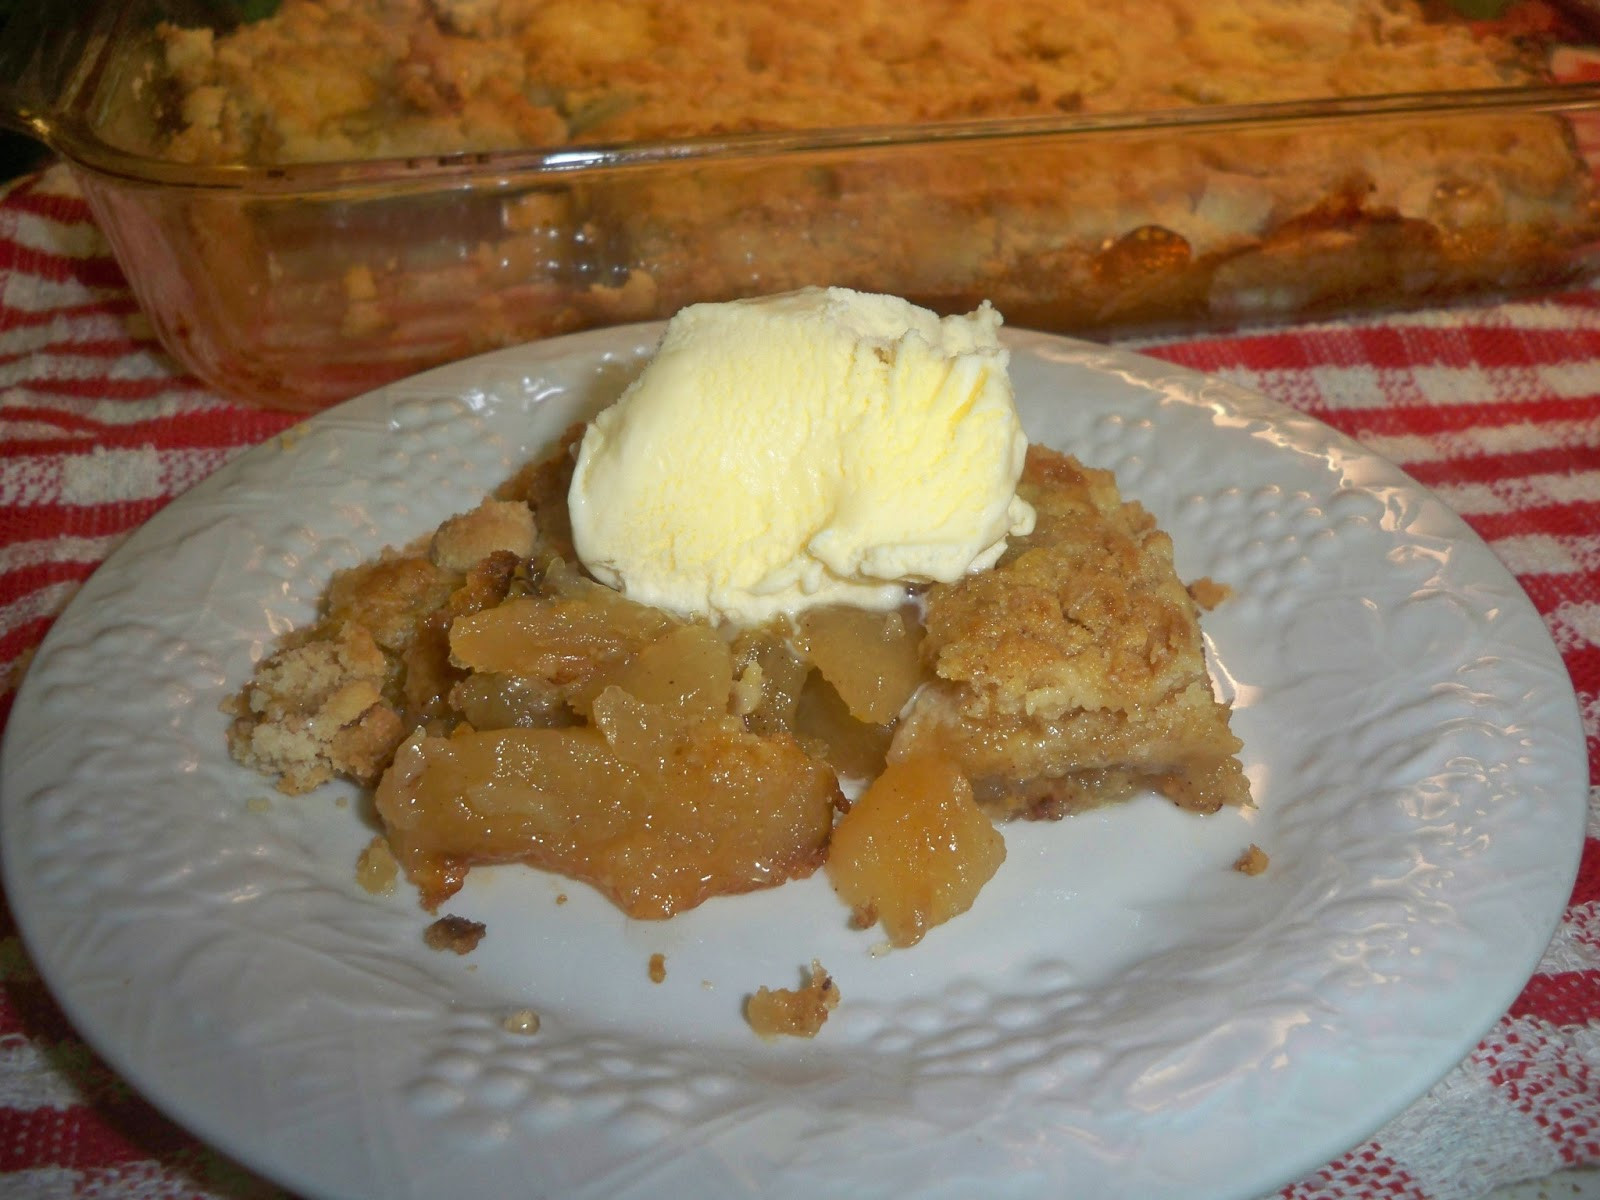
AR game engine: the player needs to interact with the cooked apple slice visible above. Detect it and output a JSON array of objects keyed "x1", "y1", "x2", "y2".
[
  {"x1": 826, "y1": 753, "x2": 1005, "y2": 947},
  {"x1": 375, "y1": 696, "x2": 843, "y2": 917}
]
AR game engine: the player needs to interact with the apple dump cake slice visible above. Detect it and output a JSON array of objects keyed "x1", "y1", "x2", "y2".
[
  {"x1": 226, "y1": 434, "x2": 1247, "y2": 931},
  {"x1": 895, "y1": 445, "x2": 1250, "y2": 819}
]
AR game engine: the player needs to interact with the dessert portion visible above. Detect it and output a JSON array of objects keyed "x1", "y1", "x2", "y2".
[
  {"x1": 569, "y1": 288, "x2": 1034, "y2": 624},
  {"x1": 225, "y1": 289, "x2": 1250, "y2": 958}
]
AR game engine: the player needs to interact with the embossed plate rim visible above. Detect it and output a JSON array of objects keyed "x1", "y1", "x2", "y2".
[{"x1": 0, "y1": 324, "x2": 1587, "y2": 1200}]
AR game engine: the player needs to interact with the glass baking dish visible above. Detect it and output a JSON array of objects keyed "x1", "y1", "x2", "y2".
[{"x1": 5, "y1": 0, "x2": 1600, "y2": 412}]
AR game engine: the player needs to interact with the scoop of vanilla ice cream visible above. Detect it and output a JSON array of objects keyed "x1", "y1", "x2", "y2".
[{"x1": 567, "y1": 286, "x2": 1036, "y2": 625}]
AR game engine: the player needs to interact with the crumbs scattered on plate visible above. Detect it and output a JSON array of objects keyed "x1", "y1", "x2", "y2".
[
  {"x1": 746, "y1": 961, "x2": 839, "y2": 1040},
  {"x1": 502, "y1": 1009, "x2": 541, "y2": 1036},
  {"x1": 355, "y1": 836, "x2": 398, "y2": 894},
  {"x1": 1233, "y1": 844, "x2": 1269, "y2": 876},
  {"x1": 424, "y1": 915, "x2": 486, "y2": 954}
]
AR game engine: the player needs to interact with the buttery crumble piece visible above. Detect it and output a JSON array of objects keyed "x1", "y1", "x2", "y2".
[
  {"x1": 1233, "y1": 844, "x2": 1270, "y2": 876},
  {"x1": 431, "y1": 499, "x2": 536, "y2": 572},
  {"x1": 648, "y1": 952, "x2": 666, "y2": 984},
  {"x1": 424, "y1": 914, "x2": 488, "y2": 954},
  {"x1": 745, "y1": 961, "x2": 840, "y2": 1040},
  {"x1": 894, "y1": 445, "x2": 1251, "y2": 820},
  {"x1": 223, "y1": 621, "x2": 404, "y2": 795},
  {"x1": 222, "y1": 494, "x2": 538, "y2": 796},
  {"x1": 1187, "y1": 577, "x2": 1232, "y2": 611}
]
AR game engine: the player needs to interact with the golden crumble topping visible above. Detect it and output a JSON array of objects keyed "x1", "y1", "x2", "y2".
[
  {"x1": 895, "y1": 447, "x2": 1251, "y2": 819},
  {"x1": 158, "y1": 0, "x2": 1543, "y2": 164},
  {"x1": 224, "y1": 491, "x2": 551, "y2": 795}
]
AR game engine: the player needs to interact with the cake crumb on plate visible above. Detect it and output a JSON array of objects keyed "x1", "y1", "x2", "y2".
[{"x1": 746, "y1": 961, "x2": 840, "y2": 1040}]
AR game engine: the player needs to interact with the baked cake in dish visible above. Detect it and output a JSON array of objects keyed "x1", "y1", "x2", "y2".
[
  {"x1": 145, "y1": 0, "x2": 1600, "y2": 378},
  {"x1": 156, "y1": 0, "x2": 1558, "y2": 161}
]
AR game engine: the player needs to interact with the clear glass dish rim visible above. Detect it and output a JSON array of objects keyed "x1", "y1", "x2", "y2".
[{"x1": 35, "y1": 80, "x2": 1600, "y2": 197}]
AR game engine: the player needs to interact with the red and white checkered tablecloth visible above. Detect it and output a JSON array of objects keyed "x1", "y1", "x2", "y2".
[{"x1": 1, "y1": 160, "x2": 1597, "y2": 1200}]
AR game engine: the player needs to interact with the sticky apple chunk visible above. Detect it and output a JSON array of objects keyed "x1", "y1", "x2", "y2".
[
  {"x1": 448, "y1": 562, "x2": 676, "y2": 711},
  {"x1": 375, "y1": 701, "x2": 843, "y2": 918},
  {"x1": 825, "y1": 753, "x2": 1005, "y2": 947},
  {"x1": 794, "y1": 605, "x2": 926, "y2": 724}
]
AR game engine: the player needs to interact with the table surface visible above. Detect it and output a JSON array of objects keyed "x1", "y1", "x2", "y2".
[{"x1": 0, "y1": 161, "x2": 1597, "y2": 1200}]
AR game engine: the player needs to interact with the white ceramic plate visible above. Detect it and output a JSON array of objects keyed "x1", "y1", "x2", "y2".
[{"x1": 1, "y1": 327, "x2": 1587, "y2": 1200}]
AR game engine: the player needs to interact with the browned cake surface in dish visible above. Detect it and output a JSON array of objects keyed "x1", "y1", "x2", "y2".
[
  {"x1": 894, "y1": 446, "x2": 1251, "y2": 818},
  {"x1": 157, "y1": 0, "x2": 1542, "y2": 162},
  {"x1": 226, "y1": 434, "x2": 1249, "y2": 930}
]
